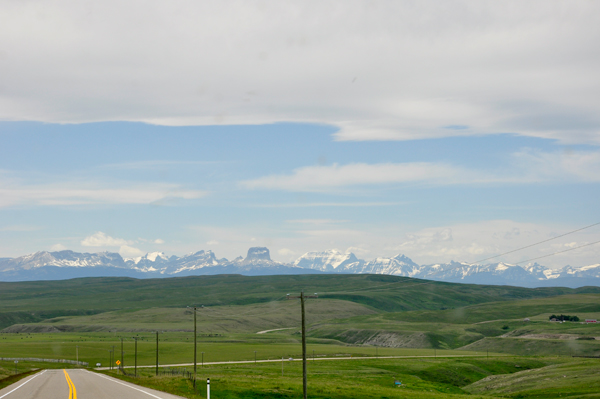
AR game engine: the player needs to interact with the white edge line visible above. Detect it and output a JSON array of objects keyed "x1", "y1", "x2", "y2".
[
  {"x1": 83, "y1": 370, "x2": 172, "y2": 399},
  {"x1": 0, "y1": 369, "x2": 47, "y2": 399}
]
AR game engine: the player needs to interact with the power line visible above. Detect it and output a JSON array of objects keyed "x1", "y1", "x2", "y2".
[
  {"x1": 473, "y1": 221, "x2": 600, "y2": 264},
  {"x1": 514, "y1": 239, "x2": 600, "y2": 265}
]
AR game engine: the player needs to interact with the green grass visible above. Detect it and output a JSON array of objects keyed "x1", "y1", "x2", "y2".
[
  {"x1": 460, "y1": 336, "x2": 600, "y2": 357},
  {"x1": 3, "y1": 275, "x2": 600, "y2": 397},
  {"x1": 0, "y1": 369, "x2": 39, "y2": 391},
  {"x1": 100, "y1": 356, "x2": 565, "y2": 399},
  {"x1": 0, "y1": 274, "x2": 595, "y2": 330},
  {"x1": 1, "y1": 299, "x2": 376, "y2": 333},
  {"x1": 370, "y1": 294, "x2": 600, "y2": 324},
  {"x1": 464, "y1": 358, "x2": 600, "y2": 398},
  {"x1": 0, "y1": 331, "x2": 483, "y2": 368},
  {"x1": 304, "y1": 294, "x2": 600, "y2": 352}
]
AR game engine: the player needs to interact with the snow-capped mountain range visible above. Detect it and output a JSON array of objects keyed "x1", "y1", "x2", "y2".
[{"x1": 0, "y1": 247, "x2": 599, "y2": 288}]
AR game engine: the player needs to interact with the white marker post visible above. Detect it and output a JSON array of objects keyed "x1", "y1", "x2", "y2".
[{"x1": 207, "y1": 378, "x2": 210, "y2": 399}]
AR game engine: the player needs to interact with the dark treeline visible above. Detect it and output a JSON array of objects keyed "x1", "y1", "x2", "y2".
[{"x1": 549, "y1": 314, "x2": 579, "y2": 321}]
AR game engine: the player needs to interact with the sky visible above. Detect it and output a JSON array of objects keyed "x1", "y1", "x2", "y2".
[{"x1": 1, "y1": 1, "x2": 599, "y2": 267}]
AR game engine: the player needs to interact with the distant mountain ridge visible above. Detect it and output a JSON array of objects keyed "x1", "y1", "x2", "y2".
[
  {"x1": 0, "y1": 247, "x2": 599, "y2": 288},
  {"x1": 293, "y1": 250, "x2": 600, "y2": 287}
]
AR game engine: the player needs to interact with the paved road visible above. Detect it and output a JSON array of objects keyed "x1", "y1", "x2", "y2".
[
  {"x1": 96, "y1": 353, "x2": 507, "y2": 371},
  {"x1": 0, "y1": 369, "x2": 185, "y2": 399}
]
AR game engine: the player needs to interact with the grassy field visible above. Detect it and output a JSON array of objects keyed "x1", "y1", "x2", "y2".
[
  {"x1": 371, "y1": 294, "x2": 600, "y2": 324},
  {"x1": 464, "y1": 358, "x2": 600, "y2": 398},
  {"x1": 100, "y1": 356, "x2": 588, "y2": 399},
  {"x1": 304, "y1": 294, "x2": 600, "y2": 355},
  {"x1": 1, "y1": 274, "x2": 597, "y2": 330},
  {"x1": 1, "y1": 299, "x2": 376, "y2": 333},
  {"x1": 460, "y1": 336, "x2": 600, "y2": 357},
  {"x1": 3, "y1": 275, "x2": 600, "y2": 398},
  {"x1": 4, "y1": 349, "x2": 599, "y2": 399},
  {"x1": 0, "y1": 331, "x2": 485, "y2": 368}
]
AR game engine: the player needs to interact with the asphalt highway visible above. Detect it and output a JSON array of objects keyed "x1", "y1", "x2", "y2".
[{"x1": 0, "y1": 369, "x2": 186, "y2": 399}]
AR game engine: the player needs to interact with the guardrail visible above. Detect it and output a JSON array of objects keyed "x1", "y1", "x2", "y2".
[{"x1": 0, "y1": 357, "x2": 88, "y2": 367}]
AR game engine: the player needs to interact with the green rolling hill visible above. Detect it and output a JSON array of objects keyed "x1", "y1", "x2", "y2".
[{"x1": 2, "y1": 274, "x2": 600, "y2": 358}]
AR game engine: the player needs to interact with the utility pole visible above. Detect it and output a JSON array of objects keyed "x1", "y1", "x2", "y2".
[
  {"x1": 187, "y1": 305, "x2": 199, "y2": 388},
  {"x1": 156, "y1": 331, "x2": 159, "y2": 376},
  {"x1": 109, "y1": 350, "x2": 113, "y2": 370},
  {"x1": 254, "y1": 351, "x2": 257, "y2": 365},
  {"x1": 287, "y1": 291, "x2": 318, "y2": 399},
  {"x1": 202, "y1": 352, "x2": 204, "y2": 368},
  {"x1": 194, "y1": 307, "x2": 197, "y2": 389},
  {"x1": 121, "y1": 337, "x2": 124, "y2": 372},
  {"x1": 133, "y1": 337, "x2": 138, "y2": 377},
  {"x1": 112, "y1": 345, "x2": 116, "y2": 370}
]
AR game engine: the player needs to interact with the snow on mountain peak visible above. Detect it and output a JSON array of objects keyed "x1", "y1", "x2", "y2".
[
  {"x1": 579, "y1": 263, "x2": 600, "y2": 271},
  {"x1": 495, "y1": 263, "x2": 509, "y2": 271},
  {"x1": 293, "y1": 249, "x2": 359, "y2": 271},
  {"x1": 2, "y1": 246, "x2": 600, "y2": 288},
  {"x1": 146, "y1": 252, "x2": 168, "y2": 262}
]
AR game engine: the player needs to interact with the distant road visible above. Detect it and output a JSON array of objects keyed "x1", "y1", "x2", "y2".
[
  {"x1": 0, "y1": 369, "x2": 185, "y2": 399},
  {"x1": 256, "y1": 327, "x2": 295, "y2": 334},
  {"x1": 98, "y1": 353, "x2": 504, "y2": 370}
]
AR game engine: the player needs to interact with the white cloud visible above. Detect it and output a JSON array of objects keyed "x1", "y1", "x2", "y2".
[
  {"x1": 242, "y1": 162, "x2": 476, "y2": 191},
  {"x1": 296, "y1": 229, "x2": 363, "y2": 238},
  {"x1": 0, "y1": 177, "x2": 207, "y2": 208},
  {"x1": 390, "y1": 220, "x2": 600, "y2": 268},
  {"x1": 345, "y1": 246, "x2": 372, "y2": 257},
  {"x1": 242, "y1": 149, "x2": 600, "y2": 192},
  {"x1": 251, "y1": 202, "x2": 403, "y2": 208},
  {"x1": 206, "y1": 240, "x2": 219, "y2": 246},
  {"x1": 100, "y1": 160, "x2": 218, "y2": 170},
  {"x1": 179, "y1": 220, "x2": 600, "y2": 268},
  {"x1": 81, "y1": 232, "x2": 130, "y2": 247},
  {"x1": 50, "y1": 243, "x2": 67, "y2": 251},
  {"x1": 119, "y1": 245, "x2": 144, "y2": 258},
  {"x1": 286, "y1": 219, "x2": 348, "y2": 225},
  {"x1": 80, "y1": 233, "x2": 163, "y2": 256},
  {"x1": 512, "y1": 149, "x2": 600, "y2": 182},
  {"x1": 0, "y1": 1, "x2": 599, "y2": 144}
]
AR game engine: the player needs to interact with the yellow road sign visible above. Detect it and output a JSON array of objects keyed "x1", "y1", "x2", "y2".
[{"x1": 116, "y1": 360, "x2": 121, "y2": 365}]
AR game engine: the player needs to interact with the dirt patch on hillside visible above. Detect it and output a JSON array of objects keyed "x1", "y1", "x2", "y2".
[
  {"x1": 363, "y1": 331, "x2": 430, "y2": 348},
  {"x1": 328, "y1": 329, "x2": 431, "y2": 348},
  {"x1": 1, "y1": 324, "x2": 64, "y2": 333}
]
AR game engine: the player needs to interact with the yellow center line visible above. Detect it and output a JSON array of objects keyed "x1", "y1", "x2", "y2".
[{"x1": 63, "y1": 369, "x2": 77, "y2": 399}]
